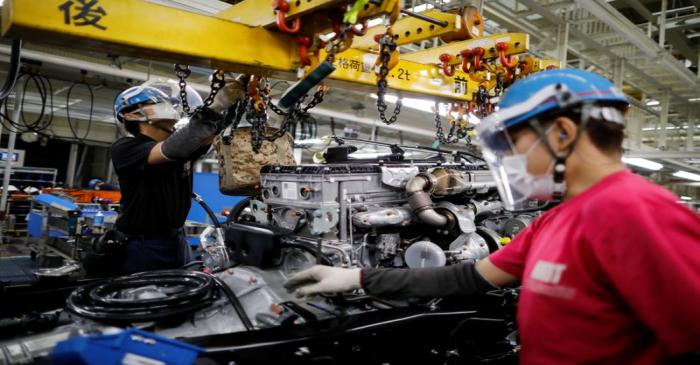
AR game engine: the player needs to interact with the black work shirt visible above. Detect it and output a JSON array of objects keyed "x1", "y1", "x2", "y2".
[{"x1": 110, "y1": 134, "x2": 209, "y2": 235}]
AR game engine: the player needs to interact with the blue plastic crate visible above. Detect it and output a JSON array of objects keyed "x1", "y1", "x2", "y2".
[{"x1": 52, "y1": 328, "x2": 204, "y2": 365}]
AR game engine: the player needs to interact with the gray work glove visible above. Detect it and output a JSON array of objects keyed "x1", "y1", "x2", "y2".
[
  {"x1": 284, "y1": 265, "x2": 362, "y2": 298},
  {"x1": 208, "y1": 78, "x2": 246, "y2": 114},
  {"x1": 161, "y1": 107, "x2": 222, "y2": 160}
]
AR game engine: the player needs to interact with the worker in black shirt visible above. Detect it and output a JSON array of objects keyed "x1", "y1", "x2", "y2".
[{"x1": 111, "y1": 80, "x2": 242, "y2": 274}]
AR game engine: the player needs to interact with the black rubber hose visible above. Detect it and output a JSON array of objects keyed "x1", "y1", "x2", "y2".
[
  {"x1": 226, "y1": 196, "x2": 252, "y2": 224},
  {"x1": 212, "y1": 275, "x2": 254, "y2": 331},
  {"x1": 192, "y1": 192, "x2": 221, "y2": 229},
  {"x1": 66, "y1": 270, "x2": 218, "y2": 323},
  {"x1": 280, "y1": 241, "x2": 333, "y2": 266},
  {"x1": 66, "y1": 270, "x2": 254, "y2": 331},
  {"x1": 0, "y1": 40, "x2": 22, "y2": 101}
]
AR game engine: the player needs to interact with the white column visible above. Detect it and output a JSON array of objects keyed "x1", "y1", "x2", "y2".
[
  {"x1": 626, "y1": 106, "x2": 643, "y2": 150},
  {"x1": 0, "y1": 91, "x2": 22, "y2": 212},
  {"x1": 66, "y1": 143, "x2": 79, "y2": 187},
  {"x1": 658, "y1": 0, "x2": 667, "y2": 47},
  {"x1": 556, "y1": 21, "x2": 569, "y2": 67},
  {"x1": 613, "y1": 58, "x2": 624, "y2": 88},
  {"x1": 658, "y1": 90, "x2": 670, "y2": 150},
  {"x1": 687, "y1": 109, "x2": 696, "y2": 152}
]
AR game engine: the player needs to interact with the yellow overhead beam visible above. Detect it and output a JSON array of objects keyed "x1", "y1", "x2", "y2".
[
  {"x1": 215, "y1": 0, "x2": 342, "y2": 27},
  {"x1": 401, "y1": 33, "x2": 530, "y2": 65},
  {"x1": 2, "y1": 0, "x2": 298, "y2": 77},
  {"x1": 321, "y1": 48, "x2": 474, "y2": 101},
  {"x1": 2, "y1": 0, "x2": 474, "y2": 101},
  {"x1": 352, "y1": 10, "x2": 462, "y2": 52},
  {"x1": 215, "y1": 0, "x2": 400, "y2": 31}
]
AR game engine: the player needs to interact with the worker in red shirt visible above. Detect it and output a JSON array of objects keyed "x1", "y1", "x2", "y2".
[{"x1": 285, "y1": 69, "x2": 700, "y2": 364}]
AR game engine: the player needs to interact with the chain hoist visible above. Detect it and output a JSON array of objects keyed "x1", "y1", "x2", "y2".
[
  {"x1": 434, "y1": 103, "x2": 470, "y2": 145},
  {"x1": 244, "y1": 77, "x2": 301, "y2": 152},
  {"x1": 375, "y1": 27, "x2": 401, "y2": 125},
  {"x1": 174, "y1": 64, "x2": 226, "y2": 115}
]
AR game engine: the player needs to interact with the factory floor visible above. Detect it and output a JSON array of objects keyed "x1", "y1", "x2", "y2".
[{"x1": 0, "y1": 238, "x2": 41, "y2": 284}]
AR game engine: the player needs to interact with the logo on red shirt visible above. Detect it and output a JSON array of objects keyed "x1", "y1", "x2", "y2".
[{"x1": 526, "y1": 260, "x2": 576, "y2": 300}]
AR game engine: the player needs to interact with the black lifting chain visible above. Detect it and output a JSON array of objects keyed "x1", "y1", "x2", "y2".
[
  {"x1": 376, "y1": 29, "x2": 401, "y2": 125},
  {"x1": 434, "y1": 102, "x2": 471, "y2": 145},
  {"x1": 174, "y1": 64, "x2": 226, "y2": 115}
]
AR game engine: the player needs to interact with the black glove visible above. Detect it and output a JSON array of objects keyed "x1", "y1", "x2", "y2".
[
  {"x1": 362, "y1": 262, "x2": 496, "y2": 299},
  {"x1": 161, "y1": 107, "x2": 222, "y2": 160}
]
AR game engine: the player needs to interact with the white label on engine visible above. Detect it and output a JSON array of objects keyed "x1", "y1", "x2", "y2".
[
  {"x1": 282, "y1": 182, "x2": 298, "y2": 200},
  {"x1": 122, "y1": 353, "x2": 165, "y2": 365}
]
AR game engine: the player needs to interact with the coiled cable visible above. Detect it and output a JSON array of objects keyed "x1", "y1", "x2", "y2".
[
  {"x1": 66, "y1": 78, "x2": 94, "y2": 142},
  {"x1": 66, "y1": 270, "x2": 254, "y2": 330}
]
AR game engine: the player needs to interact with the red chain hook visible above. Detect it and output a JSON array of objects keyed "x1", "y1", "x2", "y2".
[
  {"x1": 460, "y1": 49, "x2": 473, "y2": 73},
  {"x1": 274, "y1": 0, "x2": 301, "y2": 34},
  {"x1": 439, "y1": 53, "x2": 455, "y2": 77},
  {"x1": 472, "y1": 47, "x2": 485, "y2": 71},
  {"x1": 496, "y1": 42, "x2": 518, "y2": 68},
  {"x1": 296, "y1": 36, "x2": 311, "y2": 67}
]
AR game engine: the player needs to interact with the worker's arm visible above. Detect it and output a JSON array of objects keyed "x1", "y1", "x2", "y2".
[
  {"x1": 285, "y1": 224, "x2": 535, "y2": 298},
  {"x1": 360, "y1": 259, "x2": 515, "y2": 299},
  {"x1": 149, "y1": 79, "x2": 243, "y2": 164},
  {"x1": 284, "y1": 258, "x2": 517, "y2": 299},
  {"x1": 157, "y1": 107, "x2": 222, "y2": 162}
]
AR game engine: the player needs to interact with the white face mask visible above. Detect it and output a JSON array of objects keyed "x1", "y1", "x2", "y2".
[
  {"x1": 144, "y1": 102, "x2": 180, "y2": 121},
  {"x1": 483, "y1": 127, "x2": 564, "y2": 210},
  {"x1": 501, "y1": 153, "x2": 558, "y2": 201}
]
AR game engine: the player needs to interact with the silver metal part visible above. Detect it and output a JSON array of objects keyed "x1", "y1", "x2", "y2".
[
  {"x1": 504, "y1": 215, "x2": 534, "y2": 238},
  {"x1": 448, "y1": 233, "x2": 490, "y2": 262},
  {"x1": 310, "y1": 207, "x2": 339, "y2": 235},
  {"x1": 435, "y1": 201, "x2": 476, "y2": 234},
  {"x1": 250, "y1": 200, "x2": 269, "y2": 225},
  {"x1": 33, "y1": 261, "x2": 81, "y2": 278},
  {"x1": 469, "y1": 200, "x2": 504, "y2": 217},
  {"x1": 251, "y1": 163, "x2": 513, "y2": 270},
  {"x1": 376, "y1": 233, "x2": 401, "y2": 260},
  {"x1": 406, "y1": 175, "x2": 449, "y2": 227},
  {"x1": 405, "y1": 241, "x2": 447, "y2": 268},
  {"x1": 380, "y1": 166, "x2": 419, "y2": 188},
  {"x1": 352, "y1": 206, "x2": 414, "y2": 228},
  {"x1": 200, "y1": 226, "x2": 231, "y2": 272}
]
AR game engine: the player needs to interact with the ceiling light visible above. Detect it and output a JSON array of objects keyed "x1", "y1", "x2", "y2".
[
  {"x1": 673, "y1": 170, "x2": 700, "y2": 182},
  {"x1": 689, "y1": 97, "x2": 700, "y2": 102},
  {"x1": 646, "y1": 100, "x2": 659, "y2": 106},
  {"x1": 621, "y1": 157, "x2": 663, "y2": 171},
  {"x1": 680, "y1": 196, "x2": 693, "y2": 201}
]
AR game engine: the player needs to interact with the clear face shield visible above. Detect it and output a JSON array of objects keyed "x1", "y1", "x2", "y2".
[
  {"x1": 478, "y1": 122, "x2": 527, "y2": 210},
  {"x1": 476, "y1": 84, "x2": 570, "y2": 211},
  {"x1": 142, "y1": 78, "x2": 203, "y2": 117},
  {"x1": 477, "y1": 121, "x2": 558, "y2": 211}
]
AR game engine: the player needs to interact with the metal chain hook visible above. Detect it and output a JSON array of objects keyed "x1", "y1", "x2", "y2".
[{"x1": 375, "y1": 28, "x2": 401, "y2": 125}]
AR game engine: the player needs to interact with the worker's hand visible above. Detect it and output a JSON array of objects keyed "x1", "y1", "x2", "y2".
[
  {"x1": 284, "y1": 265, "x2": 362, "y2": 298},
  {"x1": 208, "y1": 79, "x2": 245, "y2": 114}
]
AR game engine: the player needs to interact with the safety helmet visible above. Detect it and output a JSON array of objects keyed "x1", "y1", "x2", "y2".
[
  {"x1": 478, "y1": 68, "x2": 629, "y2": 153},
  {"x1": 114, "y1": 85, "x2": 173, "y2": 123},
  {"x1": 88, "y1": 178, "x2": 102, "y2": 190},
  {"x1": 475, "y1": 69, "x2": 630, "y2": 210}
]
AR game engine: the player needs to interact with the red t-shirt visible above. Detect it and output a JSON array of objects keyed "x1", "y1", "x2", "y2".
[{"x1": 489, "y1": 170, "x2": 700, "y2": 364}]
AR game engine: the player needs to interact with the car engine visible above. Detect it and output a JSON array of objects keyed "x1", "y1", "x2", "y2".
[
  {"x1": 1, "y1": 146, "x2": 539, "y2": 365},
  {"x1": 223, "y1": 147, "x2": 534, "y2": 276}
]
